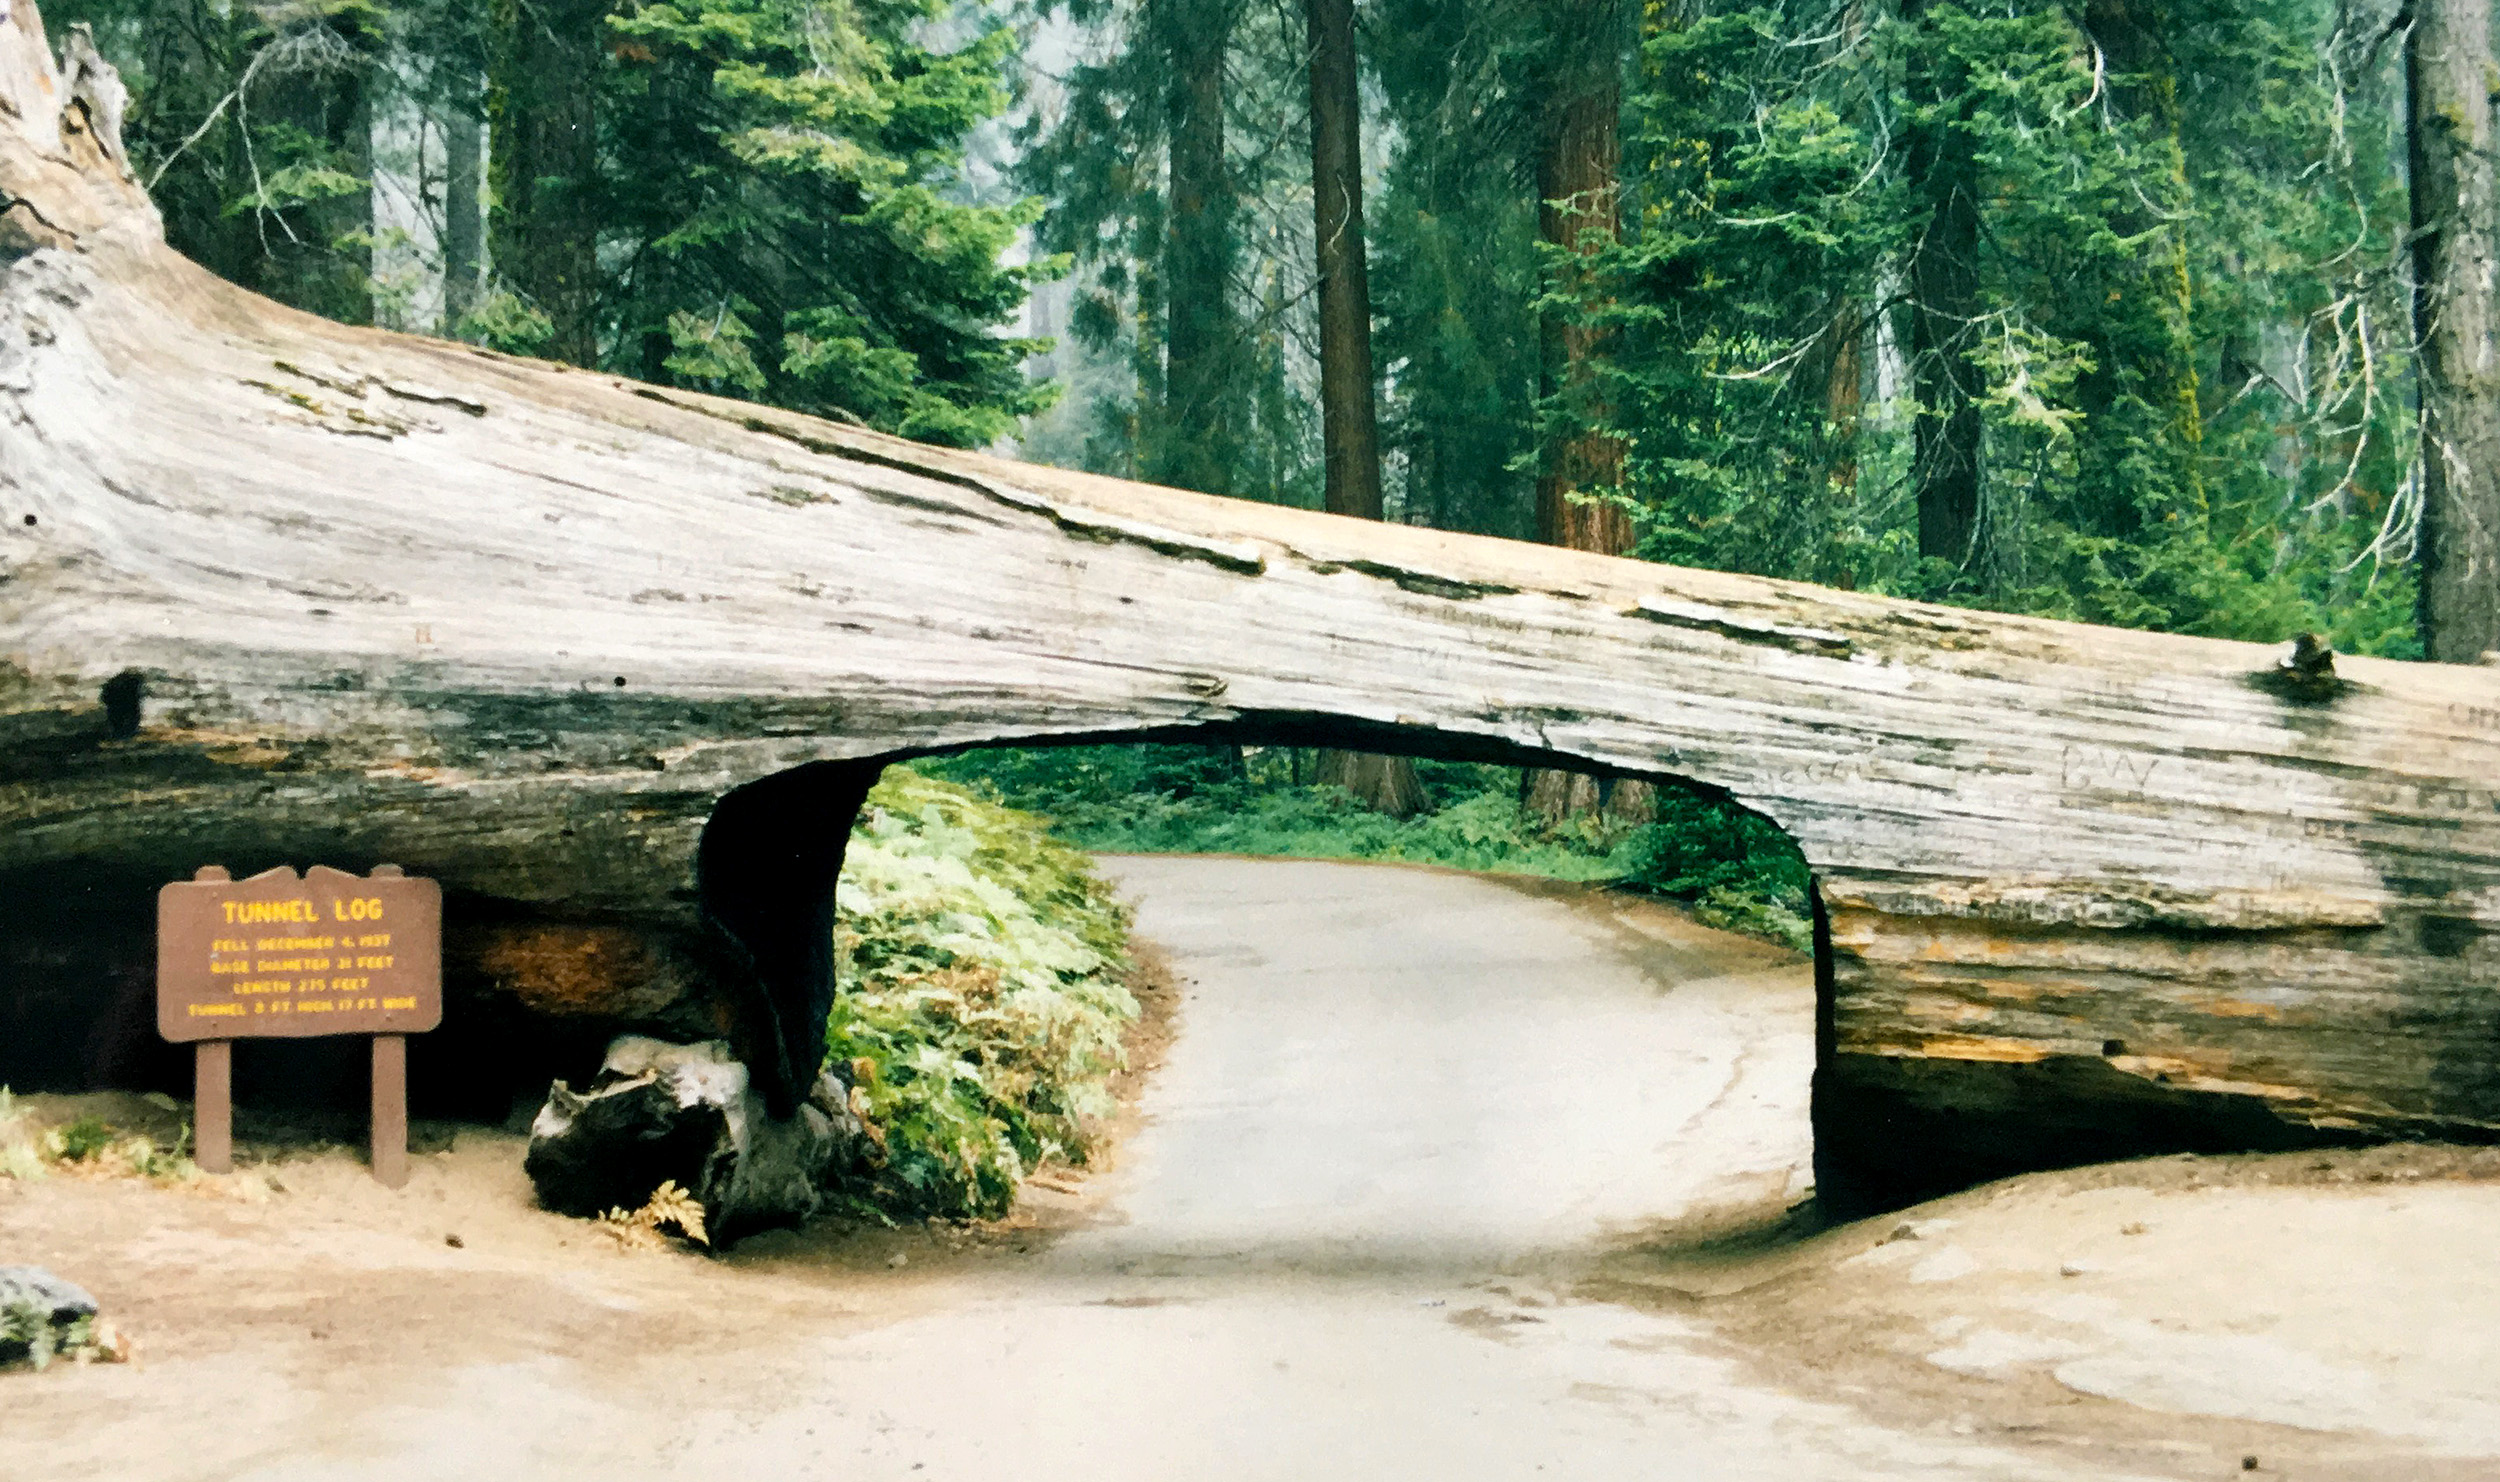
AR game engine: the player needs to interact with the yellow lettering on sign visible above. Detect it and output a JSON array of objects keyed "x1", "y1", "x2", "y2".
[
  {"x1": 187, "y1": 1003, "x2": 246, "y2": 1018},
  {"x1": 221, "y1": 900, "x2": 320, "y2": 925},
  {"x1": 382, "y1": 997, "x2": 416, "y2": 1010},
  {"x1": 330, "y1": 898, "x2": 384, "y2": 922}
]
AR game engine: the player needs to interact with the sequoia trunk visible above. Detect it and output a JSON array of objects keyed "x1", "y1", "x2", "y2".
[
  {"x1": 1306, "y1": 0, "x2": 1382, "y2": 523},
  {"x1": 2407, "y1": 0, "x2": 2500, "y2": 662},
  {"x1": 1152, "y1": 0, "x2": 1240, "y2": 497},
  {"x1": 487, "y1": 0, "x2": 604, "y2": 366}
]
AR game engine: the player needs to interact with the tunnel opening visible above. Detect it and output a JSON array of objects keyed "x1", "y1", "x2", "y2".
[{"x1": 686, "y1": 717, "x2": 1828, "y2": 1244}]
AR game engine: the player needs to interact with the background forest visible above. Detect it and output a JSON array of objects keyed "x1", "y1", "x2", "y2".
[{"x1": 51, "y1": 0, "x2": 2500, "y2": 898}]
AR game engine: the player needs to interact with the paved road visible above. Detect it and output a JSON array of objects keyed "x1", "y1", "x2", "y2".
[{"x1": 742, "y1": 857, "x2": 2141, "y2": 1481}]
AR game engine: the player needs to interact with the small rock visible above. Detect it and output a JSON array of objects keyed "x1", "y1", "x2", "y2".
[
  {"x1": 444, "y1": 1233, "x2": 464, "y2": 1249},
  {"x1": 2119, "y1": 1222, "x2": 2147, "y2": 1236},
  {"x1": 2059, "y1": 1261, "x2": 2101, "y2": 1278},
  {"x1": 887, "y1": 1252, "x2": 908, "y2": 1269},
  {"x1": 2242, "y1": 1457, "x2": 2260, "y2": 1472}
]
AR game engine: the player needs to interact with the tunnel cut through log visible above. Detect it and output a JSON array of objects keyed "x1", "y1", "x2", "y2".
[{"x1": 4, "y1": 0, "x2": 2499, "y2": 1215}]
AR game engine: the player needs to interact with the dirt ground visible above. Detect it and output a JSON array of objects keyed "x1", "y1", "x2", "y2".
[
  {"x1": 7, "y1": 860, "x2": 2500, "y2": 1480},
  {"x1": 1589, "y1": 1143, "x2": 2500, "y2": 1480}
]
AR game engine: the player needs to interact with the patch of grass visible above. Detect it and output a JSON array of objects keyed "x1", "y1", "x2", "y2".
[
  {"x1": 831, "y1": 767, "x2": 1139, "y2": 1220},
  {"x1": 0, "y1": 1091, "x2": 196, "y2": 1184},
  {"x1": 50, "y1": 1116, "x2": 117, "y2": 1163}
]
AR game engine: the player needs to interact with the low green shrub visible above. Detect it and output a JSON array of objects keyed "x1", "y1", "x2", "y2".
[{"x1": 829, "y1": 768, "x2": 1138, "y2": 1220}]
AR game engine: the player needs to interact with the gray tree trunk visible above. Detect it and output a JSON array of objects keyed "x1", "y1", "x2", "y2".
[{"x1": 2408, "y1": 0, "x2": 2500, "y2": 662}]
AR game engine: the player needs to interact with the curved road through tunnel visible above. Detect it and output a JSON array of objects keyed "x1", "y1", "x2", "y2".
[{"x1": 735, "y1": 856, "x2": 2095, "y2": 1481}]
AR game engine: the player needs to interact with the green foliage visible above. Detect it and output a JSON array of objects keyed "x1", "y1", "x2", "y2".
[
  {"x1": 1618, "y1": 794, "x2": 1812, "y2": 948},
  {"x1": 49, "y1": 1117, "x2": 116, "y2": 1163},
  {"x1": 1, "y1": 1302, "x2": 101, "y2": 1372},
  {"x1": 1015, "y1": 0, "x2": 1324, "y2": 503},
  {"x1": 64, "y1": 0, "x2": 1051, "y2": 443},
  {"x1": 451, "y1": 291, "x2": 558, "y2": 356},
  {"x1": 829, "y1": 767, "x2": 1137, "y2": 1219},
  {"x1": 0, "y1": 1090, "x2": 195, "y2": 1183},
  {"x1": 923, "y1": 745, "x2": 1813, "y2": 949},
  {"x1": 49, "y1": 0, "x2": 401, "y2": 324},
  {"x1": 1582, "y1": 0, "x2": 2420, "y2": 651},
  {"x1": 590, "y1": 0, "x2": 1062, "y2": 443}
]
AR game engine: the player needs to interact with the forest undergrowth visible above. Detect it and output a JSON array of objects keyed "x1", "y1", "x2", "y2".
[
  {"x1": 828, "y1": 767, "x2": 1141, "y2": 1221},
  {"x1": 920, "y1": 745, "x2": 1815, "y2": 951}
]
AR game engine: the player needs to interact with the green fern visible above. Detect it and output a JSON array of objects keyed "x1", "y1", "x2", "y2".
[{"x1": 831, "y1": 768, "x2": 1138, "y2": 1220}]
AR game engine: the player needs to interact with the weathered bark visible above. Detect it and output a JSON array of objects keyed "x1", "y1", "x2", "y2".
[
  {"x1": 1305, "y1": 0, "x2": 1380, "y2": 524},
  {"x1": 487, "y1": 0, "x2": 603, "y2": 365},
  {"x1": 1524, "y1": 17, "x2": 1639, "y2": 822},
  {"x1": 1534, "y1": 60, "x2": 1633, "y2": 557},
  {"x1": 1312, "y1": 749, "x2": 1429, "y2": 819},
  {"x1": 1302, "y1": 0, "x2": 1421, "y2": 817},
  {"x1": 2407, "y1": 0, "x2": 2500, "y2": 663},
  {"x1": 9, "y1": 7, "x2": 2500, "y2": 1217},
  {"x1": 525, "y1": 1036, "x2": 865, "y2": 1242}
]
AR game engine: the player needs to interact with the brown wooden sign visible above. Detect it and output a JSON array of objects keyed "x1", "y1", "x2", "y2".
[
  {"x1": 157, "y1": 865, "x2": 440, "y2": 1186},
  {"x1": 158, "y1": 864, "x2": 441, "y2": 1041}
]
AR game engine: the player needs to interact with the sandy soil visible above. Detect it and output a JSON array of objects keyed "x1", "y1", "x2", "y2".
[{"x1": 4, "y1": 857, "x2": 2498, "y2": 1480}]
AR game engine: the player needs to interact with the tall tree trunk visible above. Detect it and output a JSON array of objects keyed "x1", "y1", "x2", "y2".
[
  {"x1": 1526, "y1": 5, "x2": 1643, "y2": 828},
  {"x1": 2408, "y1": 0, "x2": 2500, "y2": 662},
  {"x1": 1306, "y1": 0, "x2": 1382, "y2": 522},
  {"x1": 1151, "y1": 0, "x2": 1239, "y2": 496},
  {"x1": 1304, "y1": 0, "x2": 1424, "y2": 818},
  {"x1": 1534, "y1": 74, "x2": 1634, "y2": 556},
  {"x1": 442, "y1": 81, "x2": 486, "y2": 332},
  {"x1": 488, "y1": 0, "x2": 604, "y2": 366},
  {"x1": 1903, "y1": 10, "x2": 1982, "y2": 571}
]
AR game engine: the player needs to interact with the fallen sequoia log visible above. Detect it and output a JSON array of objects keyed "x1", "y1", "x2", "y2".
[{"x1": 6, "y1": 2, "x2": 2500, "y2": 1220}]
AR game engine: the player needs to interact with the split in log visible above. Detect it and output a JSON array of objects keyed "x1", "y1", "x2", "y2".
[{"x1": 5, "y1": 3, "x2": 2500, "y2": 1218}]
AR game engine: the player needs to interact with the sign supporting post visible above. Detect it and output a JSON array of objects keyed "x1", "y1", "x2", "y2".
[
  {"x1": 194, "y1": 1040, "x2": 232, "y2": 1175},
  {"x1": 188, "y1": 867, "x2": 235, "y2": 1174},
  {"x1": 371, "y1": 1035, "x2": 408, "y2": 1189}
]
